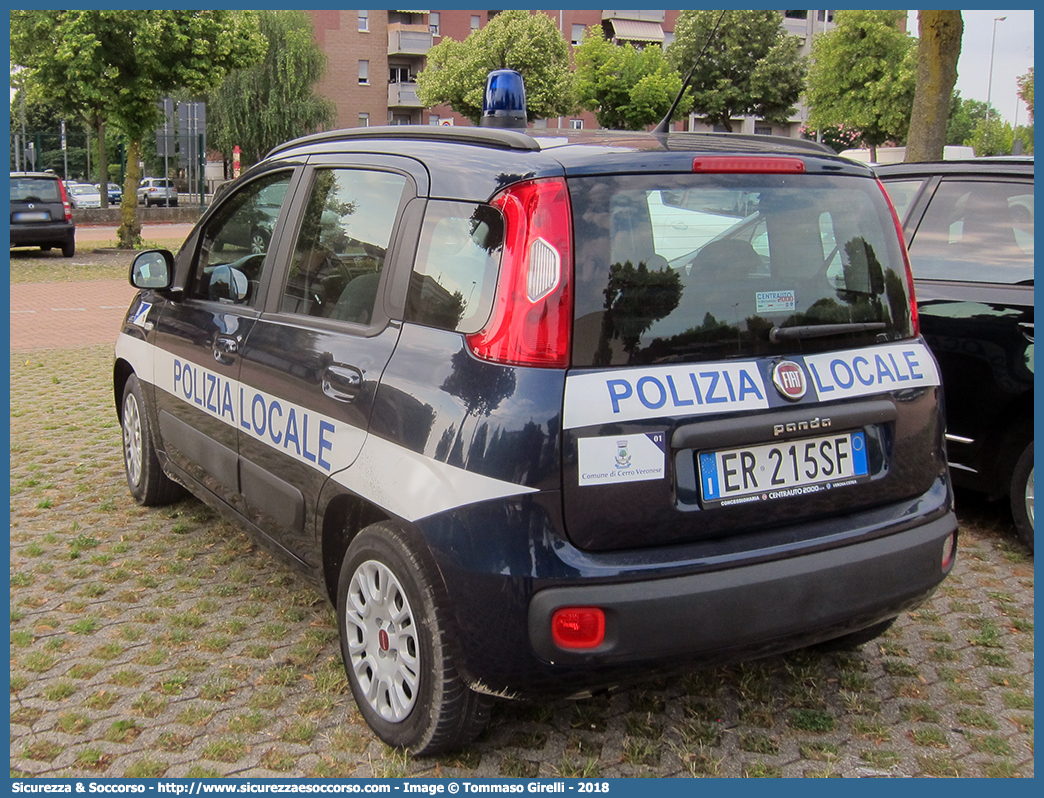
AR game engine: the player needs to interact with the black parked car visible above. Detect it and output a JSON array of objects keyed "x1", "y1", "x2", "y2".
[
  {"x1": 10, "y1": 171, "x2": 76, "y2": 257},
  {"x1": 115, "y1": 116, "x2": 958, "y2": 754},
  {"x1": 878, "y1": 158, "x2": 1034, "y2": 551}
]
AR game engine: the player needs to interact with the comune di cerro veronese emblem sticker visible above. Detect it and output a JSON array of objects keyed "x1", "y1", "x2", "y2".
[{"x1": 615, "y1": 440, "x2": 632, "y2": 469}]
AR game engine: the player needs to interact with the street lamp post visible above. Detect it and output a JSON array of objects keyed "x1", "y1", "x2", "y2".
[{"x1": 985, "y1": 15, "x2": 1007, "y2": 124}]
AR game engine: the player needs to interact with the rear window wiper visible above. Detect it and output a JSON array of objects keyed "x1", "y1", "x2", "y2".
[{"x1": 770, "y1": 322, "x2": 886, "y2": 342}]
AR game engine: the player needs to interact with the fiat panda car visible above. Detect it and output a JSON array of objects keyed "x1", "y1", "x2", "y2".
[{"x1": 114, "y1": 124, "x2": 957, "y2": 755}]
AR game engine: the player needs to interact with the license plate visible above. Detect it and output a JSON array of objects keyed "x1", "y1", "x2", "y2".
[
  {"x1": 13, "y1": 211, "x2": 49, "y2": 222},
  {"x1": 699, "y1": 430, "x2": 868, "y2": 506}
]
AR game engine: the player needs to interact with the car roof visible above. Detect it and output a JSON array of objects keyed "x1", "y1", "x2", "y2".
[
  {"x1": 876, "y1": 158, "x2": 1034, "y2": 178},
  {"x1": 266, "y1": 125, "x2": 873, "y2": 178},
  {"x1": 10, "y1": 171, "x2": 61, "y2": 179}
]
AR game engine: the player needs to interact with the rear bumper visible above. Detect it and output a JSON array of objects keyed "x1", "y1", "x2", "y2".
[
  {"x1": 11, "y1": 222, "x2": 75, "y2": 247},
  {"x1": 527, "y1": 511, "x2": 955, "y2": 667},
  {"x1": 421, "y1": 478, "x2": 956, "y2": 698}
]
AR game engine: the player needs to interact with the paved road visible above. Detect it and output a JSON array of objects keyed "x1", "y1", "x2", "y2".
[
  {"x1": 75, "y1": 223, "x2": 196, "y2": 241},
  {"x1": 10, "y1": 224, "x2": 193, "y2": 352},
  {"x1": 10, "y1": 280, "x2": 138, "y2": 352}
]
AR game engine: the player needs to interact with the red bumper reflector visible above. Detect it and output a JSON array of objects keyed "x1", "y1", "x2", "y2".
[
  {"x1": 692, "y1": 156, "x2": 806, "y2": 174},
  {"x1": 551, "y1": 607, "x2": 605, "y2": 649}
]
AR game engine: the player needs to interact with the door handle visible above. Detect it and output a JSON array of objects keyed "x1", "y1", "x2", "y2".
[
  {"x1": 323, "y1": 364, "x2": 363, "y2": 402},
  {"x1": 213, "y1": 334, "x2": 239, "y2": 365}
]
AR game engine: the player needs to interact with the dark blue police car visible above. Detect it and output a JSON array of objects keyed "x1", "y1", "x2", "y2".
[{"x1": 115, "y1": 83, "x2": 957, "y2": 754}]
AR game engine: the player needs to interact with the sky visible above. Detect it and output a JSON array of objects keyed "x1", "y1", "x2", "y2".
[{"x1": 909, "y1": 9, "x2": 1035, "y2": 126}]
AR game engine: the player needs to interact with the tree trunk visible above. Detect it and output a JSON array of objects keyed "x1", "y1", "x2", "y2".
[
  {"x1": 118, "y1": 138, "x2": 143, "y2": 250},
  {"x1": 905, "y1": 11, "x2": 963, "y2": 162},
  {"x1": 96, "y1": 115, "x2": 109, "y2": 210}
]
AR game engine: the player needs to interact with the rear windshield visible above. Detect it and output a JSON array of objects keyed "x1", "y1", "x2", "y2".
[
  {"x1": 570, "y1": 173, "x2": 914, "y2": 366},
  {"x1": 10, "y1": 177, "x2": 61, "y2": 203}
]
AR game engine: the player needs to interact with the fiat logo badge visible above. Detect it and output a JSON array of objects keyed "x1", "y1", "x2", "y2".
[{"x1": 772, "y1": 361, "x2": 807, "y2": 401}]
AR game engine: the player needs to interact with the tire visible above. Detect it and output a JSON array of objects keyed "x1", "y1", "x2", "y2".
[
  {"x1": 337, "y1": 522, "x2": 492, "y2": 755},
  {"x1": 1010, "y1": 440, "x2": 1034, "y2": 552},
  {"x1": 121, "y1": 374, "x2": 183, "y2": 506},
  {"x1": 813, "y1": 618, "x2": 896, "y2": 652},
  {"x1": 61, "y1": 238, "x2": 75, "y2": 258}
]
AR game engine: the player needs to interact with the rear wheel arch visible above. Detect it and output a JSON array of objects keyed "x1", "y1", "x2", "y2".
[{"x1": 319, "y1": 492, "x2": 391, "y2": 604}]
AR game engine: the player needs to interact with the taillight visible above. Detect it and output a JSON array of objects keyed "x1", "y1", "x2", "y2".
[
  {"x1": 878, "y1": 178, "x2": 920, "y2": 336},
  {"x1": 466, "y1": 177, "x2": 573, "y2": 368},
  {"x1": 57, "y1": 180, "x2": 72, "y2": 223},
  {"x1": 551, "y1": 607, "x2": 605, "y2": 649}
]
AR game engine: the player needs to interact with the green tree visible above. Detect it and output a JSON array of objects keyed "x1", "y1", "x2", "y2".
[
  {"x1": 416, "y1": 9, "x2": 574, "y2": 125},
  {"x1": 573, "y1": 31, "x2": 691, "y2": 130},
  {"x1": 968, "y1": 117, "x2": 1017, "y2": 156},
  {"x1": 947, "y1": 95, "x2": 994, "y2": 147},
  {"x1": 665, "y1": 10, "x2": 806, "y2": 132},
  {"x1": 207, "y1": 10, "x2": 335, "y2": 170},
  {"x1": 11, "y1": 15, "x2": 116, "y2": 205},
  {"x1": 1017, "y1": 68, "x2": 1033, "y2": 124},
  {"x1": 806, "y1": 10, "x2": 917, "y2": 161},
  {"x1": 905, "y1": 11, "x2": 962, "y2": 162},
  {"x1": 11, "y1": 11, "x2": 266, "y2": 248}
]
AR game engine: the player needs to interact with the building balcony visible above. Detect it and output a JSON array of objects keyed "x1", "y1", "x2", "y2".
[
  {"x1": 389, "y1": 23, "x2": 432, "y2": 56},
  {"x1": 389, "y1": 82, "x2": 423, "y2": 108}
]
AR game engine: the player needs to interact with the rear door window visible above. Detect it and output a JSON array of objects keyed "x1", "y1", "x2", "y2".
[
  {"x1": 570, "y1": 173, "x2": 912, "y2": 366},
  {"x1": 908, "y1": 179, "x2": 1033, "y2": 284},
  {"x1": 278, "y1": 168, "x2": 408, "y2": 324}
]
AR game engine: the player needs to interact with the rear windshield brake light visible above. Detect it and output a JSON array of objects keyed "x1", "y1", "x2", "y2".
[{"x1": 692, "y1": 156, "x2": 805, "y2": 174}]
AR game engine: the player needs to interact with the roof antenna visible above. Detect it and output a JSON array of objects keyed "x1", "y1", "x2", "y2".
[{"x1": 653, "y1": 10, "x2": 727, "y2": 135}]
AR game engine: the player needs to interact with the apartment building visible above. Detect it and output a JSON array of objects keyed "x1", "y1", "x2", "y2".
[{"x1": 307, "y1": 9, "x2": 837, "y2": 136}]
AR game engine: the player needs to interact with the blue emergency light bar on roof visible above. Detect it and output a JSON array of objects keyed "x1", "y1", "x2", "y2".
[{"x1": 480, "y1": 69, "x2": 527, "y2": 129}]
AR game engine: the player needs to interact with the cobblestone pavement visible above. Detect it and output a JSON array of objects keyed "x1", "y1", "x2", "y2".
[{"x1": 8, "y1": 307, "x2": 1035, "y2": 778}]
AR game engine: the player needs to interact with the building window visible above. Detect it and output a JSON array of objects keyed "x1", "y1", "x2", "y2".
[
  {"x1": 359, "y1": 60, "x2": 369, "y2": 85},
  {"x1": 571, "y1": 24, "x2": 586, "y2": 46},
  {"x1": 429, "y1": 12, "x2": 440, "y2": 36},
  {"x1": 358, "y1": 10, "x2": 368, "y2": 32},
  {"x1": 570, "y1": 119, "x2": 584, "y2": 130},
  {"x1": 358, "y1": 113, "x2": 369, "y2": 128},
  {"x1": 429, "y1": 114, "x2": 440, "y2": 126},
  {"x1": 784, "y1": 11, "x2": 808, "y2": 20},
  {"x1": 471, "y1": 15, "x2": 480, "y2": 32},
  {"x1": 754, "y1": 124, "x2": 774, "y2": 136}
]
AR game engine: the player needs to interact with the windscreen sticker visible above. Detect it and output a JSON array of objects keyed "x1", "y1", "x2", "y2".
[
  {"x1": 578, "y1": 432, "x2": 666, "y2": 486},
  {"x1": 563, "y1": 361, "x2": 768, "y2": 429},
  {"x1": 803, "y1": 342, "x2": 940, "y2": 401},
  {"x1": 755, "y1": 290, "x2": 796, "y2": 313}
]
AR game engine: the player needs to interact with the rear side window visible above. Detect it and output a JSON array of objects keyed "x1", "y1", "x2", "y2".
[
  {"x1": 908, "y1": 179, "x2": 1033, "y2": 284},
  {"x1": 570, "y1": 173, "x2": 912, "y2": 366},
  {"x1": 406, "y1": 201, "x2": 503, "y2": 333},
  {"x1": 11, "y1": 177, "x2": 61, "y2": 202}
]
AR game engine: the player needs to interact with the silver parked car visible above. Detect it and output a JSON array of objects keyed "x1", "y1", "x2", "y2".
[{"x1": 137, "y1": 177, "x2": 178, "y2": 208}]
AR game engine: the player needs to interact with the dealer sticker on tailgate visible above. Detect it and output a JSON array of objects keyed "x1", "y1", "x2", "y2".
[{"x1": 699, "y1": 430, "x2": 869, "y2": 506}]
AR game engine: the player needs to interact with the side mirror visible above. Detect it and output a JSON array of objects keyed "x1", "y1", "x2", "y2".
[{"x1": 130, "y1": 250, "x2": 174, "y2": 290}]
